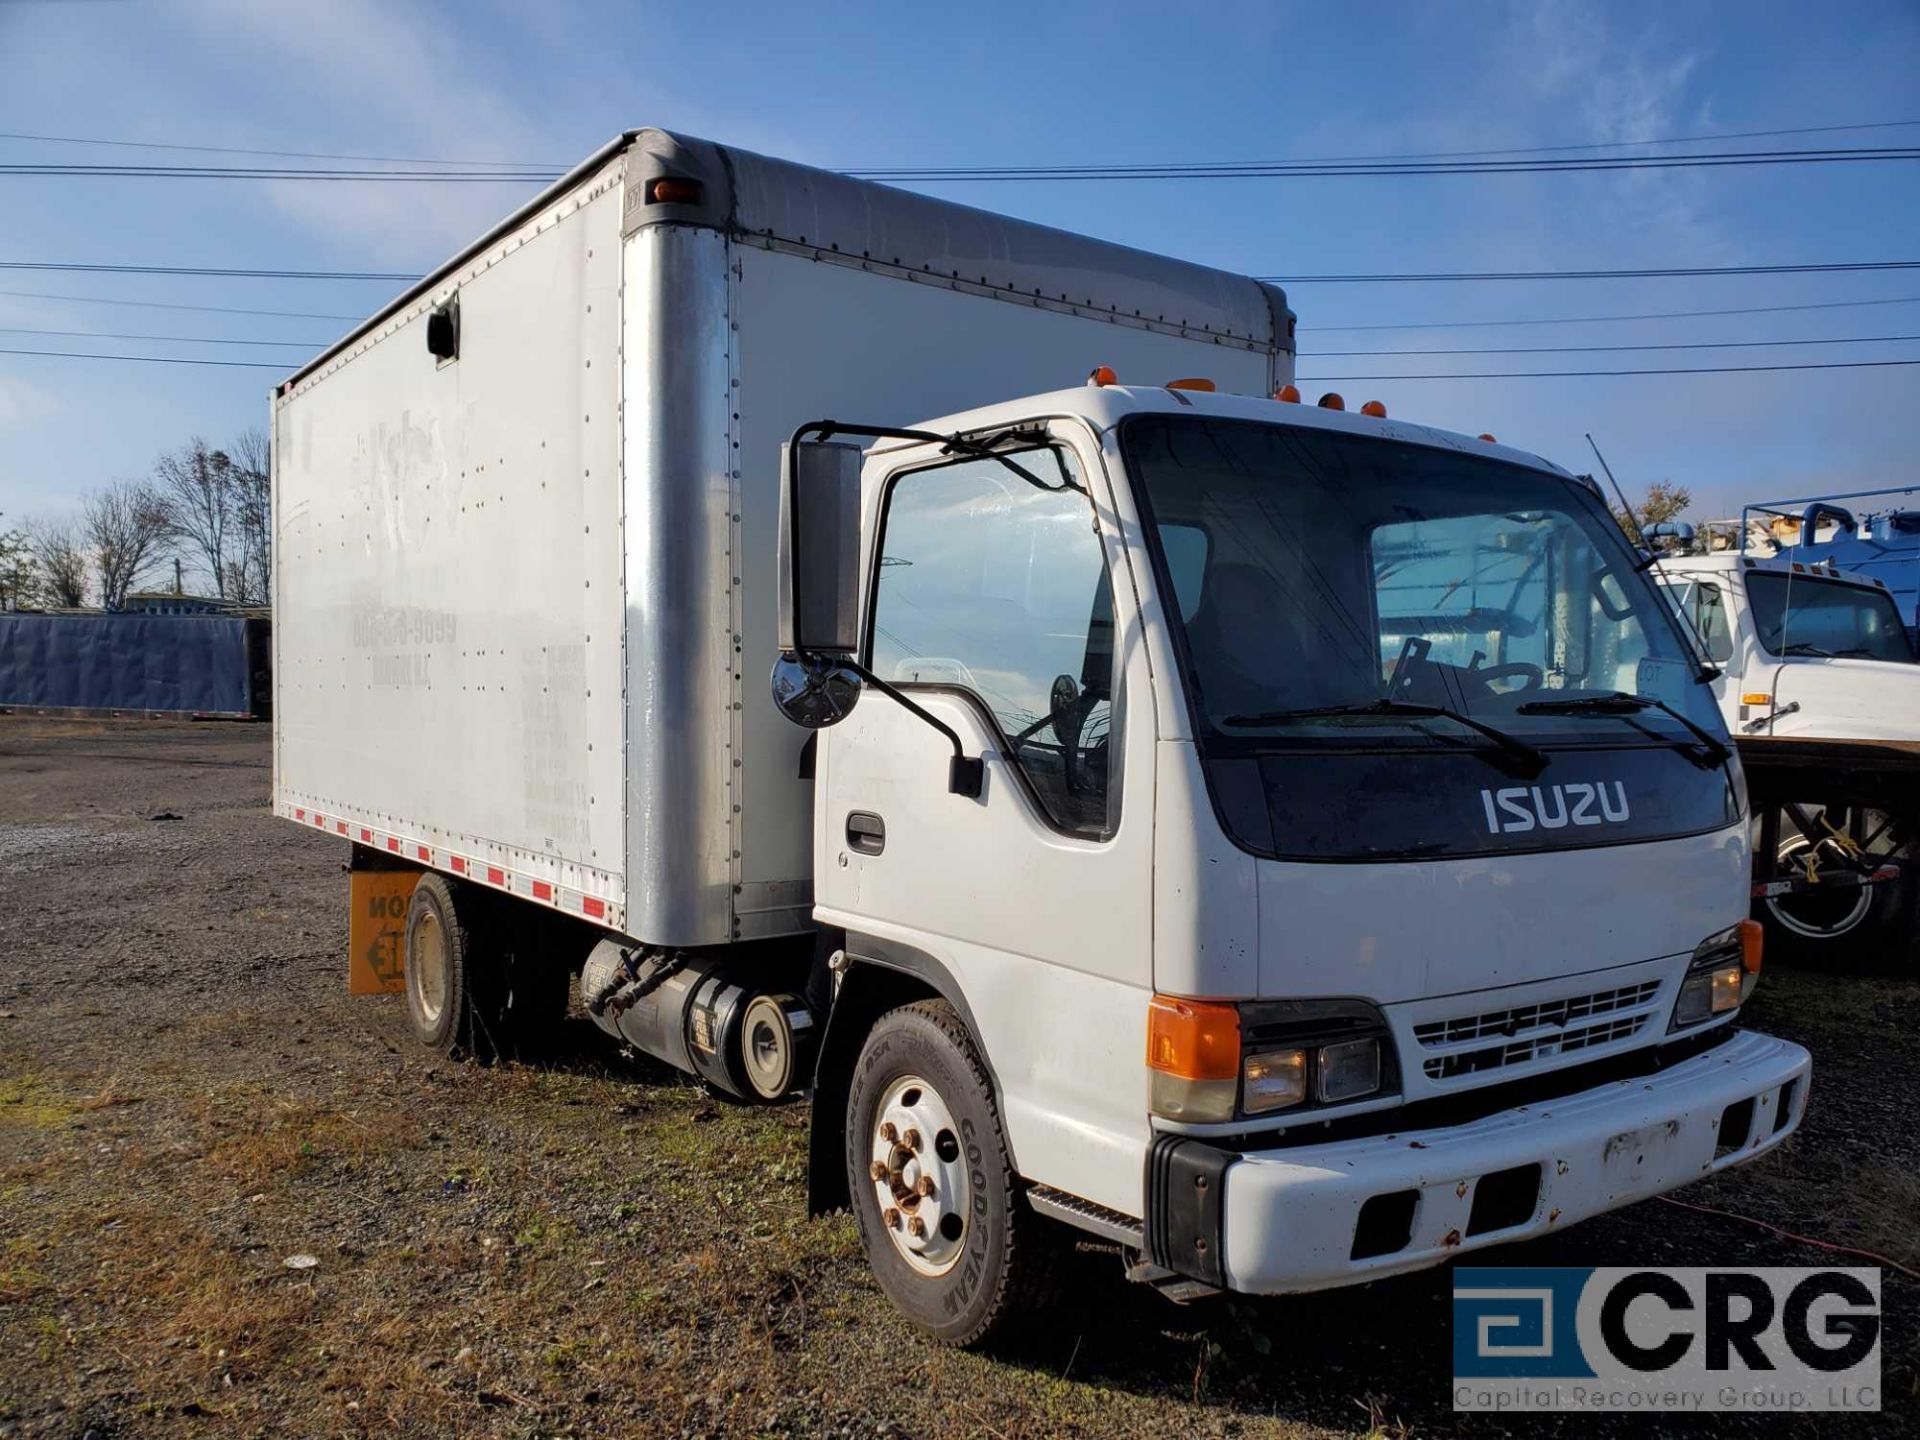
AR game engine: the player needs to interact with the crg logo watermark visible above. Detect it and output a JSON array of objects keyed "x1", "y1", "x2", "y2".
[
  {"x1": 1480, "y1": 781, "x2": 1629, "y2": 834},
  {"x1": 1454, "y1": 1267, "x2": 1881, "y2": 1412}
]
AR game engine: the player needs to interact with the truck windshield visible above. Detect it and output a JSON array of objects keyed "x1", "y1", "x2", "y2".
[
  {"x1": 1121, "y1": 415, "x2": 1739, "y2": 861},
  {"x1": 1746, "y1": 571, "x2": 1915, "y2": 663}
]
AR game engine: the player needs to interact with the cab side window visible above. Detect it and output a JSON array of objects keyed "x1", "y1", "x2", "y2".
[
  {"x1": 1690, "y1": 581, "x2": 1734, "y2": 663},
  {"x1": 869, "y1": 448, "x2": 1119, "y2": 837}
]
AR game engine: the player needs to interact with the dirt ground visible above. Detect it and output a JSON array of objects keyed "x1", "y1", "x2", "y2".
[{"x1": 0, "y1": 717, "x2": 1914, "y2": 1439}]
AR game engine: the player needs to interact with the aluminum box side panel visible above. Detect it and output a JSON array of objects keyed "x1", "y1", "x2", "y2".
[
  {"x1": 619, "y1": 223, "x2": 738, "y2": 946},
  {"x1": 273, "y1": 167, "x2": 626, "y2": 910},
  {"x1": 730, "y1": 243, "x2": 1275, "y2": 923}
]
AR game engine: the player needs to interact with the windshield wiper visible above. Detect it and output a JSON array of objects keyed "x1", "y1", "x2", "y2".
[
  {"x1": 1515, "y1": 692, "x2": 1731, "y2": 769},
  {"x1": 1221, "y1": 699, "x2": 1548, "y2": 777},
  {"x1": 1779, "y1": 642, "x2": 1833, "y2": 657}
]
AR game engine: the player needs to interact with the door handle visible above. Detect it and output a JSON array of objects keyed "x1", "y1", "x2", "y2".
[{"x1": 845, "y1": 811, "x2": 886, "y2": 856}]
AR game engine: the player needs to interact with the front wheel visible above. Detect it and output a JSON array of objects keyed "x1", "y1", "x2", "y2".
[
  {"x1": 1755, "y1": 803, "x2": 1913, "y2": 970},
  {"x1": 844, "y1": 999, "x2": 1056, "y2": 1347}
]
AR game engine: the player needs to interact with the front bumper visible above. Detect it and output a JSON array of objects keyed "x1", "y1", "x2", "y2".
[{"x1": 1188, "y1": 1030, "x2": 1809, "y2": 1294}]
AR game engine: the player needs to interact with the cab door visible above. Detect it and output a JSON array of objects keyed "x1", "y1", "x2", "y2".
[{"x1": 812, "y1": 428, "x2": 1156, "y2": 1215}]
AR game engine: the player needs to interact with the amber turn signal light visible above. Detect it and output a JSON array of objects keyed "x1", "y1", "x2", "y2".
[
  {"x1": 1737, "y1": 918, "x2": 1764, "y2": 974},
  {"x1": 1147, "y1": 996, "x2": 1240, "y2": 1079}
]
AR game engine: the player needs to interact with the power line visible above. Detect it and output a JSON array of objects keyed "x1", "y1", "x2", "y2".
[
  {"x1": 0, "y1": 288, "x2": 361, "y2": 320},
  {"x1": 4, "y1": 348, "x2": 1913, "y2": 382},
  {"x1": 1304, "y1": 357, "x2": 1920, "y2": 381},
  {"x1": 0, "y1": 346, "x2": 289, "y2": 370},
  {"x1": 0, "y1": 325, "x2": 324, "y2": 348},
  {"x1": 0, "y1": 130, "x2": 566, "y2": 168},
  {"x1": 847, "y1": 147, "x2": 1920, "y2": 182},
  {"x1": 1306, "y1": 333, "x2": 1920, "y2": 358},
  {"x1": 10, "y1": 116, "x2": 1918, "y2": 171},
  {"x1": 0, "y1": 260, "x2": 414, "y2": 281},
  {"x1": 4, "y1": 258, "x2": 1916, "y2": 288},
  {"x1": 12, "y1": 115, "x2": 1920, "y2": 176},
  {"x1": 1311, "y1": 294, "x2": 1920, "y2": 332},
  {"x1": 8, "y1": 145, "x2": 1920, "y2": 185},
  {"x1": 1266, "y1": 261, "x2": 1920, "y2": 284}
]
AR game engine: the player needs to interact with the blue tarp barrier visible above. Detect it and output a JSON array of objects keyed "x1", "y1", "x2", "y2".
[{"x1": 0, "y1": 612, "x2": 267, "y2": 717}]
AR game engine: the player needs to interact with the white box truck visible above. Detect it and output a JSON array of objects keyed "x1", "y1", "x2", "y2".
[{"x1": 274, "y1": 129, "x2": 1810, "y2": 1346}]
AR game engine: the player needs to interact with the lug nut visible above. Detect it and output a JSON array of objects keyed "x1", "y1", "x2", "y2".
[
  {"x1": 907, "y1": 1215, "x2": 927, "y2": 1239},
  {"x1": 870, "y1": 1161, "x2": 889, "y2": 1182},
  {"x1": 914, "y1": 1175, "x2": 936, "y2": 1198},
  {"x1": 902, "y1": 1128, "x2": 922, "y2": 1152},
  {"x1": 884, "y1": 1207, "x2": 901, "y2": 1229},
  {"x1": 879, "y1": 1122, "x2": 898, "y2": 1144}
]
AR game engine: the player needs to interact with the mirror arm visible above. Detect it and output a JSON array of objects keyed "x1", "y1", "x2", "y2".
[{"x1": 842, "y1": 658, "x2": 985, "y2": 798}]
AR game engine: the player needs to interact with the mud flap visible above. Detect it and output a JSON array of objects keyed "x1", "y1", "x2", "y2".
[{"x1": 348, "y1": 869, "x2": 418, "y2": 995}]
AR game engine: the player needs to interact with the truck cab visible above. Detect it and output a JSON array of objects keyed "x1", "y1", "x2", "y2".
[
  {"x1": 1654, "y1": 550, "x2": 1920, "y2": 963},
  {"x1": 778, "y1": 382, "x2": 1808, "y2": 1337},
  {"x1": 1655, "y1": 551, "x2": 1920, "y2": 739}
]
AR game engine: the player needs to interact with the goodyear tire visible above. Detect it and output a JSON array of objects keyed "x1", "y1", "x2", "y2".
[
  {"x1": 844, "y1": 999, "x2": 1056, "y2": 1347},
  {"x1": 403, "y1": 875, "x2": 566, "y2": 1061}
]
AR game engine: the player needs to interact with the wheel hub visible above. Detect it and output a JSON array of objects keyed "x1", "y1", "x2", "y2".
[
  {"x1": 409, "y1": 909, "x2": 448, "y2": 1025},
  {"x1": 868, "y1": 1074, "x2": 969, "y2": 1276}
]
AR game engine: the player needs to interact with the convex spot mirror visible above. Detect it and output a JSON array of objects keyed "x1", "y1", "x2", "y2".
[{"x1": 771, "y1": 652, "x2": 863, "y2": 730}]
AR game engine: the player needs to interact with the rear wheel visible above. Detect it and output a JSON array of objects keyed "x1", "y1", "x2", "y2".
[
  {"x1": 403, "y1": 875, "x2": 567, "y2": 1060},
  {"x1": 844, "y1": 999, "x2": 1056, "y2": 1347}
]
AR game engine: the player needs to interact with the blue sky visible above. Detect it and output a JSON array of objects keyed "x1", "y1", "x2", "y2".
[{"x1": 2, "y1": 0, "x2": 1917, "y2": 545}]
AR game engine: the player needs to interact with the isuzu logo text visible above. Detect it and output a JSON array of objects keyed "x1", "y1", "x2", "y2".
[{"x1": 1481, "y1": 782, "x2": 1629, "y2": 834}]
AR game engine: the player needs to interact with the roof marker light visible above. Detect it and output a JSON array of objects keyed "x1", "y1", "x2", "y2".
[
  {"x1": 1317, "y1": 392, "x2": 1346, "y2": 411},
  {"x1": 1167, "y1": 377, "x2": 1216, "y2": 392},
  {"x1": 1089, "y1": 365, "x2": 1118, "y2": 387},
  {"x1": 1275, "y1": 384, "x2": 1301, "y2": 403},
  {"x1": 645, "y1": 176, "x2": 703, "y2": 206},
  {"x1": 1360, "y1": 400, "x2": 1387, "y2": 418},
  {"x1": 1478, "y1": 433, "x2": 1497, "y2": 443}
]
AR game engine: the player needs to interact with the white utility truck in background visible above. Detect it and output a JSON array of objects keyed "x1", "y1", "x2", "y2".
[
  {"x1": 274, "y1": 129, "x2": 1809, "y2": 1346},
  {"x1": 1656, "y1": 539, "x2": 1920, "y2": 967}
]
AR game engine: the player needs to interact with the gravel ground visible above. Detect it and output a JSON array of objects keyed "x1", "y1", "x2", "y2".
[{"x1": 0, "y1": 717, "x2": 1913, "y2": 1438}]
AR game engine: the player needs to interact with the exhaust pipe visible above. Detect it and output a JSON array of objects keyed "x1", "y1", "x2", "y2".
[{"x1": 580, "y1": 940, "x2": 815, "y2": 1102}]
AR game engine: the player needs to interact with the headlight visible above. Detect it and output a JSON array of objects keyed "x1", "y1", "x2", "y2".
[
  {"x1": 1149, "y1": 996, "x2": 1396, "y2": 1121},
  {"x1": 1242, "y1": 1047, "x2": 1308, "y2": 1114},
  {"x1": 1316, "y1": 1036, "x2": 1383, "y2": 1103},
  {"x1": 1670, "y1": 921, "x2": 1762, "y2": 1030}
]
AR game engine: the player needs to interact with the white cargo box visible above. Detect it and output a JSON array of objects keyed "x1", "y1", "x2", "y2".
[{"x1": 272, "y1": 129, "x2": 1294, "y2": 947}]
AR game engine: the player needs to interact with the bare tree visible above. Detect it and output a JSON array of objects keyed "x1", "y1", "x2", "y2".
[
  {"x1": 84, "y1": 481, "x2": 175, "y2": 610},
  {"x1": 27, "y1": 517, "x2": 90, "y2": 607},
  {"x1": 0, "y1": 527, "x2": 46, "y2": 609},
  {"x1": 154, "y1": 437, "x2": 234, "y2": 598},
  {"x1": 226, "y1": 428, "x2": 271, "y2": 604},
  {"x1": 1611, "y1": 480, "x2": 1692, "y2": 539}
]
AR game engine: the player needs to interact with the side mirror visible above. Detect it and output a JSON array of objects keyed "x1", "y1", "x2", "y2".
[{"x1": 778, "y1": 438, "x2": 863, "y2": 656}]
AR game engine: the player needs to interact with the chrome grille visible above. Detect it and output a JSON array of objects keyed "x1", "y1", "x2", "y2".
[{"x1": 1414, "y1": 979, "x2": 1663, "y2": 1082}]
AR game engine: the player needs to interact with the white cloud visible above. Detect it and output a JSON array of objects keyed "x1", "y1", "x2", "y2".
[{"x1": 169, "y1": 0, "x2": 577, "y2": 263}]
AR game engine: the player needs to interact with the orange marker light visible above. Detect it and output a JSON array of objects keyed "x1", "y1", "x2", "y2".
[
  {"x1": 1360, "y1": 399, "x2": 1387, "y2": 417},
  {"x1": 1275, "y1": 384, "x2": 1301, "y2": 403},
  {"x1": 1089, "y1": 365, "x2": 1118, "y2": 387},
  {"x1": 646, "y1": 176, "x2": 703, "y2": 205},
  {"x1": 1741, "y1": 692, "x2": 1774, "y2": 707},
  {"x1": 1478, "y1": 433, "x2": 1497, "y2": 443},
  {"x1": 1146, "y1": 996, "x2": 1241, "y2": 1080},
  {"x1": 1167, "y1": 377, "x2": 1216, "y2": 392},
  {"x1": 1317, "y1": 392, "x2": 1346, "y2": 411},
  {"x1": 1738, "y1": 918, "x2": 1764, "y2": 973}
]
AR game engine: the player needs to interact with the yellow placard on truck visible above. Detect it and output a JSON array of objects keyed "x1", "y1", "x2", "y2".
[{"x1": 348, "y1": 870, "x2": 418, "y2": 995}]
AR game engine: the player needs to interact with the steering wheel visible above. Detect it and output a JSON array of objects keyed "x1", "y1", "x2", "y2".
[{"x1": 1469, "y1": 660, "x2": 1545, "y2": 695}]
